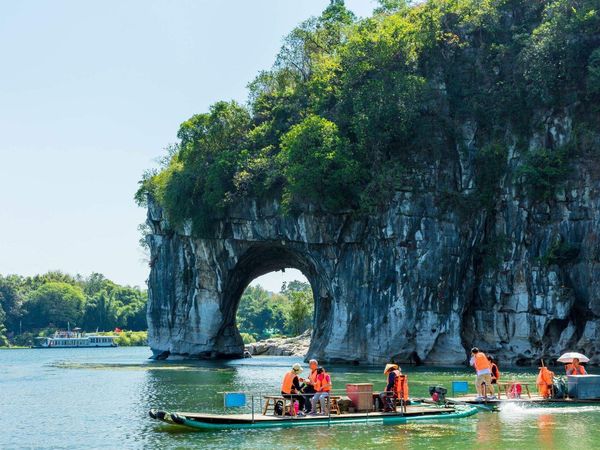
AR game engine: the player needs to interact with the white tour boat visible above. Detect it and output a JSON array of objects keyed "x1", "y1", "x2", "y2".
[{"x1": 34, "y1": 330, "x2": 118, "y2": 348}]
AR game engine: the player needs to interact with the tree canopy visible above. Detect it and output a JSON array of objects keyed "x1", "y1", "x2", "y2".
[
  {"x1": 236, "y1": 280, "x2": 313, "y2": 339},
  {"x1": 137, "y1": 0, "x2": 600, "y2": 234},
  {"x1": 24, "y1": 282, "x2": 85, "y2": 329},
  {"x1": 0, "y1": 272, "x2": 147, "y2": 346}
]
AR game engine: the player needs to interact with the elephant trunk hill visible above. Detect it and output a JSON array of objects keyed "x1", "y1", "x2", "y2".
[{"x1": 140, "y1": 0, "x2": 600, "y2": 365}]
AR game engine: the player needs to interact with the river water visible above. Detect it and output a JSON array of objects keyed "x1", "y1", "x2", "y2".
[{"x1": 1, "y1": 347, "x2": 599, "y2": 449}]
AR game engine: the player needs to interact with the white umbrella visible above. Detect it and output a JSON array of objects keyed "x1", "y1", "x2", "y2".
[{"x1": 557, "y1": 352, "x2": 589, "y2": 363}]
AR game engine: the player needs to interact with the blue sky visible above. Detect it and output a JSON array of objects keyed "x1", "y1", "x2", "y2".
[{"x1": 0, "y1": 0, "x2": 375, "y2": 291}]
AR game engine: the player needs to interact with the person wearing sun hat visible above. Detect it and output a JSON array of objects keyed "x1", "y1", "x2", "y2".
[
  {"x1": 281, "y1": 363, "x2": 306, "y2": 414},
  {"x1": 379, "y1": 363, "x2": 401, "y2": 412}
]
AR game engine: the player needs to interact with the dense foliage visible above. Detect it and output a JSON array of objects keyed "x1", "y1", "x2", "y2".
[
  {"x1": 0, "y1": 272, "x2": 147, "y2": 346},
  {"x1": 236, "y1": 280, "x2": 313, "y2": 339},
  {"x1": 100, "y1": 330, "x2": 148, "y2": 347},
  {"x1": 137, "y1": 0, "x2": 600, "y2": 235}
]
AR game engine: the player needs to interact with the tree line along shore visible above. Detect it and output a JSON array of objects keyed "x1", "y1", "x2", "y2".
[
  {"x1": 0, "y1": 270, "x2": 312, "y2": 348},
  {"x1": 0, "y1": 272, "x2": 147, "y2": 347}
]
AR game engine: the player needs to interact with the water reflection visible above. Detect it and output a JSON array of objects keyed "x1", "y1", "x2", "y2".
[
  {"x1": 143, "y1": 362, "x2": 237, "y2": 411},
  {"x1": 537, "y1": 414, "x2": 555, "y2": 450},
  {"x1": 476, "y1": 409, "x2": 502, "y2": 447}
]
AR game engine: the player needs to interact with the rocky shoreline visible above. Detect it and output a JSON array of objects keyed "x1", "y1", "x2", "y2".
[{"x1": 244, "y1": 330, "x2": 311, "y2": 357}]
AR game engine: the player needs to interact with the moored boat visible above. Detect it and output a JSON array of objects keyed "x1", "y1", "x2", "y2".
[{"x1": 33, "y1": 330, "x2": 118, "y2": 348}]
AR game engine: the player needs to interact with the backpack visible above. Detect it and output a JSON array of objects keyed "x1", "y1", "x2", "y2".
[
  {"x1": 552, "y1": 376, "x2": 567, "y2": 399},
  {"x1": 274, "y1": 400, "x2": 284, "y2": 416}
]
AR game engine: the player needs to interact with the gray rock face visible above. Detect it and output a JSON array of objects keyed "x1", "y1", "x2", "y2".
[
  {"x1": 245, "y1": 330, "x2": 311, "y2": 357},
  {"x1": 146, "y1": 115, "x2": 600, "y2": 366}
]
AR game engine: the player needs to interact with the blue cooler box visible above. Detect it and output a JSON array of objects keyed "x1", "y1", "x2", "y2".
[{"x1": 567, "y1": 375, "x2": 600, "y2": 399}]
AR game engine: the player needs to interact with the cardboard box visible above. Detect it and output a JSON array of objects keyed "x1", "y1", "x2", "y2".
[{"x1": 346, "y1": 383, "x2": 373, "y2": 411}]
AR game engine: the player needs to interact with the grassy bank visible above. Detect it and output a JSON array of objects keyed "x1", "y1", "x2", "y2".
[{"x1": 99, "y1": 330, "x2": 148, "y2": 346}]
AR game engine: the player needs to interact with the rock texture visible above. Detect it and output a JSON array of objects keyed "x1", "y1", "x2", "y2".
[
  {"x1": 146, "y1": 111, "x2": 600, "y2": 366},
  {"x1": 245, "y1": 330, "x2": 311, "y2": 357}
]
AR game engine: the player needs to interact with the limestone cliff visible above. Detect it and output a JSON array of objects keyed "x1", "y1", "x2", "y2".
[{"x1": 145, "y1": 111, "x2": 600, "y2": 365}]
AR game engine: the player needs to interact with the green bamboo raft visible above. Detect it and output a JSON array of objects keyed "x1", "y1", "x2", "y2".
[{"x1": 149, "y1": 404, "x2": 478, "y2": 431}]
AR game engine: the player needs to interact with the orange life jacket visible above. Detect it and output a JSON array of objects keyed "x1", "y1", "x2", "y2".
[
  {"x1": 473, "y1": 353, "x2": 491, "y2": 372},
  {"x1": 536, "y1": 367, "x2": 555, "y2": 398},
  {"x1": 315, "y1": 372, "x2": 332, "y2": 392},
  {"x1": 309, "y1": 369, "x2": 318, "y2": 385},
  {"x1": 391, "y1": 369, "x2": 409, "y2": 401},
  {"x1": 281, "y1": 371, "x2": 297, "y2": 394},
  {"x1": 566, "y1": 364, "x2": 586, "y2": 375}
]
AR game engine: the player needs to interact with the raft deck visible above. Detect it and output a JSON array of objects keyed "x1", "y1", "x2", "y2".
[
  {"x1": 446, "y1": 394, "x2": 600, "y2": 408},
  {"x1": 150, "y1": 404, "x2": 478, "y2": 430},
  {"x1": 178, "y1": 405, "x2": 456, "y2": 424}
]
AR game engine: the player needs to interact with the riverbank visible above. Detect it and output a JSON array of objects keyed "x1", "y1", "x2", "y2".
[{"x1": 245, "y1": 330, "x2": 310, "y2": 357}]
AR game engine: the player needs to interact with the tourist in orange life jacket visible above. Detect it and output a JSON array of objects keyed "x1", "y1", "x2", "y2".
[
  {"x1": 489, "y1": 356, "x2": 500, "y2": 386},
  {"x1": 378, "y1": 363, "x2": 408, "y2": 412},
  {"x1": 302, "y1": 359, "x2": 319, "y2": 413},
  {"x1": 470, "y1": 347, "x2": 495, "y2": 400},
  {"x1": 565, "y1": 358, "x2": 587, "y2": 375},
  {"x1": 309, "y1": 367, "x2": 332, "y2": 415},
  {"x1": 281, "y1": 363, "x2": 306, "y2": 415},
  {"x1": 537, "y1": 365, "x2": 555, "y2": 399}
]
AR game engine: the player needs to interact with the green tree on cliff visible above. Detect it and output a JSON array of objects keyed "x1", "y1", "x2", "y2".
[
  {"x1": 278, "y1": 115, "x2": 362, "y2": 211},
  {"x1": 145, "y1": 101, "x2": 252, "y2": 235},
  {"x1": 137, "y1": 0, "x2": 600, "y2": 234}
]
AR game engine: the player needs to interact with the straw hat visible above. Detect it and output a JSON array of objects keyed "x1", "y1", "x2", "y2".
[
  {"x1": 292, "y1": 363, "x2": 303, "y2": 374},
  {"x1": 384, "y1": 363, "x2": 399, "y2": 374}
]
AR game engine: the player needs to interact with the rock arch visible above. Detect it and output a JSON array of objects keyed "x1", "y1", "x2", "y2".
[
  {"x1": 146, "y1": 168, "x2": 600, "y2": 366},
  {"x1": 145, "y1": 197, "x2": 471, "y2": 364},
  {"x1": 221, "y1": 243, "x2": 332, "y2": 357}
]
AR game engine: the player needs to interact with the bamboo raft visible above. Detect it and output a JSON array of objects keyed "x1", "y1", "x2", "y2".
[
  {"x1": 446, "y1": 394, "x2": 600, "y2": 410},
  {"x1": 149, "y1": 404, "x2": 478, "y2": 431}
]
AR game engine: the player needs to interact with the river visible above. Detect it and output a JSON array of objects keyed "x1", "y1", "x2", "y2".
[{"x1": 1, "y1": 347, "x2": 599, "y2": 449}]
